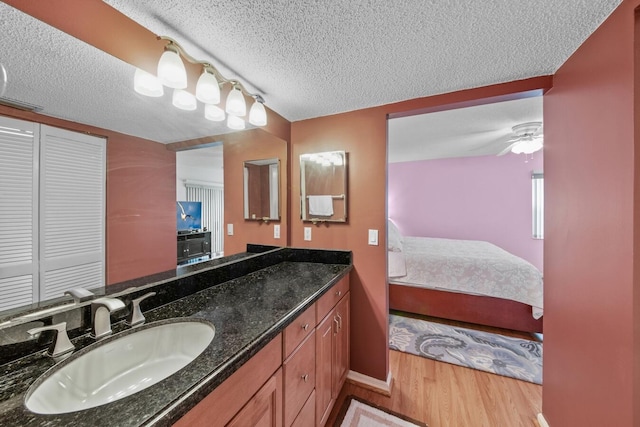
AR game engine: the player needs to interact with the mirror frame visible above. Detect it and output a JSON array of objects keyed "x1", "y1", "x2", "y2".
[{"x1": 300, "y1": 151, "x2": 348, "y2": 223}]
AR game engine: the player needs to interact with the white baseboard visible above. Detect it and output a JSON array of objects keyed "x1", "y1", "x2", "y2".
[
  {"x1": 537, "y1": 412, "x2": 550, "y2": 427},
  {"x1": 346, "y1": 370, "x2": 393, "y2": 396}
]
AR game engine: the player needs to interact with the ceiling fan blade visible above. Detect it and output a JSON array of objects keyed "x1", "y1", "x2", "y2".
[{"x1": 497, "y1": 141, "x2": 518, "y2": 156}]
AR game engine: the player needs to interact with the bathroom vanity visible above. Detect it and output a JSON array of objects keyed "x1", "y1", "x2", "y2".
[{"x1": 0, "y1": 246, "x2": 352, "y2": 427}]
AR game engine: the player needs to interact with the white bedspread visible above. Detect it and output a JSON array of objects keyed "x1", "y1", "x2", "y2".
[{"x1": 390, "y1": 237, "x2": 543, "y2": 318}]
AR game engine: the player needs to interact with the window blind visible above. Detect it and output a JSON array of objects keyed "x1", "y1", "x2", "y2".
[
  {"x1": 185, "y1": 182, "x2": 224, "y2": 255},
  {"x1": 0, "y1": 118, "x2": 105, "y2": 311},
  {"x1": 532, "y1": 172, "x2": 544, "y2": 239},
  {"x1": 0, "y1": 117, "x2": 39, "y2": 310}
]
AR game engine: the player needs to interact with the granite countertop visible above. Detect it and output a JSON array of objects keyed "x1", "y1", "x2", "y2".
[{"x1": 0, "y1": 256, "x2": 351, "y2": 426}]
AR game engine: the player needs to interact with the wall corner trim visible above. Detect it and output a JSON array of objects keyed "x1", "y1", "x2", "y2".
[
  {"x1": 537, "y1": 412, "x2": 550, "y2": 427},
  {"x1": 346, "y1": 370, "x2": 393, "y2": 396}
]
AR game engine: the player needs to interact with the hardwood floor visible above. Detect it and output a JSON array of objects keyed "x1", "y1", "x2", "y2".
[{"x1": 328, "y1": 315, "x2": 542, "y2": 427}]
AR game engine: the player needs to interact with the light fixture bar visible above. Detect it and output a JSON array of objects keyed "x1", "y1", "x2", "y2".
[{"x1": 157, "y1": 36, "x2": 264, "y2": 104}]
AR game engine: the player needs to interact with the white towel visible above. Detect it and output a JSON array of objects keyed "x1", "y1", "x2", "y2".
[{"x1": 308, "y1": 195, "x2": 334, "y2": 216}]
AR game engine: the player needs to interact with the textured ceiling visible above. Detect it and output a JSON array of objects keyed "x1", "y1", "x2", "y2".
[
  {"x1": 0, "y1": 1, "x2": 620, "y2": 144},
  {"x1": 389, "y1": 96, "x2": 543, "y2": 162}
]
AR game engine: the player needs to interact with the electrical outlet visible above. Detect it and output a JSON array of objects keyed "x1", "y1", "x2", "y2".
[
  {"x1": 368, "y1": 229, "x2": 379, "y2": 245},
  {"x1": 304, "y1": 227, "x2": 312, "y2": 241},
  {"x1": 274, "y1": 224, "x2": 280, "y2": 239},
  {"x1": 227, "y1": 223, "x2": 234, "y2": 236}
]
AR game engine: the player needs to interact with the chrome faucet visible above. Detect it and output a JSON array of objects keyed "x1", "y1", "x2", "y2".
[
  {"x1": 27, "y1": 322, "x2": 74, "y2": 359},
  {"x1": 91, "y1": 298, "x2": 125, "y2": 340},
  {"x1": 126, "y1": 292, "x2": 156, "y2": 327}
]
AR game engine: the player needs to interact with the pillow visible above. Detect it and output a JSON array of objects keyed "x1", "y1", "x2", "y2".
[
  {"x1": 388, "y1": 251, "x2": 407, "y2": 278},
  {"x1": 387, "y1": 219, "x2": 404, "y2": 252}
]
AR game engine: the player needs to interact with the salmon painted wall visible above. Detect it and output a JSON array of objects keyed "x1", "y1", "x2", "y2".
[
  {"x1": 0, "y1": 105, "x2": 176, "y2": 286},
  {"x1": 543, "y1": 1, "x2": 639, "y2": 425},
  {"x1": 223, "y1": 129, "x2": 289, "y2": 255},
  {"x1": 291, "y1": 77, "x2": 552, "y2": 381},
  {"x1": 106, "y1": 136, "x2": 176, "y2": 284}
]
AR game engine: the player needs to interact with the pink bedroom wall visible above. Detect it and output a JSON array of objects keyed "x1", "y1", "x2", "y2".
[{"x1": 388, "y1": 153, "x2": 543, "y2": 271}]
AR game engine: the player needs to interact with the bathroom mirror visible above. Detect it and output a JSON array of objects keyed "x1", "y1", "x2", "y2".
[
  {"x1": 300, "y1": 151, "x2": 348, "y2": 223},
  {"x1": 0, "y1": 7, "x2": 290, "y2": 326},
  {"x1": 243, "y1": 158, "x2": 280, "y2": 221}
]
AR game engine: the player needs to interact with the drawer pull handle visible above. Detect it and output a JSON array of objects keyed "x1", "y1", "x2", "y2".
[
  {"x1": 336, "y1": 313, "x2": 343, "y2": 331},
  {"x1": 336, "y1": 290, "x2": 342, "y2": 297},
  {"x1": 302, "y1": 374, "x2": 309, "y2": 382},
  {"x1": 302, "y1": 323, "x2": 309, "y2": 331}
]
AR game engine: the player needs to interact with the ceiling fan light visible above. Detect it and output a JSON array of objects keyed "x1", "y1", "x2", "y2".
[
  {"x1": 157, "y1": 47, "x2": 187, "y2": 89},
  {"x1": 172, "y1": 89, "x2": 197, "y2": 111},
  {"x1": 226, "y1": 86, "x2": 246, "y2": 117},
  {"x1": 204, "y1": 104, "x2": 225, "y2": 121},
  {"x1": 511, "y1": 139, "x2": 543, "y2": 155},
  {"x1": 196, "y1": 70, "x2": 220, "y2": 104},
  {"x1": 227, "y1": 114, "x2": 245, "y2": 130},
  {"x1": 249, "y1": 100, "x2": 267, "y2": 126},
  {"x1": 133, "y1": 68, "x2": 164, "y2": 97}
]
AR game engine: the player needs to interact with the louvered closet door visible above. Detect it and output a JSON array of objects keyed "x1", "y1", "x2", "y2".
[
  {"x1": 0, "y1": 117, "x2": 39, "y2": 310},
  {"x1": 39, "y1": 125, "x2": 105, "y2": 300}
]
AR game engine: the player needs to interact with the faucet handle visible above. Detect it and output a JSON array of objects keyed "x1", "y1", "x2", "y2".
[
  {"x1": 126, "y1": 292, "x2": 156, "y2": 327},
  {"x1": 64, "y1": 288, "x2": 94, "y2": 303},
  {"x1": 27, "y1": 322, "x2": 74, "y2": 358}
]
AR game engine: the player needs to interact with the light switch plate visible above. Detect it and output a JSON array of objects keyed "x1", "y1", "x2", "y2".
[
  {"x1": 274, "y1": 224, "x2": 280, "y2": 239},
  {"x1": 304, "y1": 227, "x2": 312, "y2": 241},
  {"x1": 227, "y1": 223, "x2": 234, "y2": 236},
  {"x1": 368, "y1": 229, "x2": 379, "y2": 245}
]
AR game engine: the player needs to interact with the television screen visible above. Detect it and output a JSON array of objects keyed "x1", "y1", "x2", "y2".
[{"x1": 177, "y1": 201, "x2": 202, "y2": 232}]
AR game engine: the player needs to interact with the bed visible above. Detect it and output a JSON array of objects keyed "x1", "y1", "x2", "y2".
[{"x1": 388, "y1": 221, "x2": 544, "y2": 333}]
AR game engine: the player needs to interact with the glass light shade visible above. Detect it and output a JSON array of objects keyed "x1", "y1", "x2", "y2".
[
  {"x1": 204, "y1": 104, "x2": 225, "y2": 121},
  {"x1": 249, "y1": 100, "x2": 267, "y2": 126},
  {"x1": 225, "y1": 87, "x2": 246, "y2": 117},
  {"x1": 133, "y1": 68, "x2": 164, "y2": 97},
  {"x1": 512, "y1": 139, "x2": 543, "y2": 155},
  {"x1": 172, "y1": 89, "x2": 197, "y2": 111},
  {"x1": 196, "y1": 71, "x2": 220, "y2": 104},
  {"x1": 157, "y1": 49, "x2": 187, "y2": 89},
  {"x1": 227, "y1": 114, "x2": 245, "y2": 130}
]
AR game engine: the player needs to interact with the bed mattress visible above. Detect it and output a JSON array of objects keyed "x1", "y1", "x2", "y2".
[{"x1": 389, "y1": 237, "x2": 543, "y2": 318}]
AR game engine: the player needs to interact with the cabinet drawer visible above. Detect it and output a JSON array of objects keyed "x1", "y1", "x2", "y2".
[
  {"x1": 283, "y1": 303, "x2": 316, "y2": 359},
  {"x1": 316, "y1": 275, "x2": 349, "y2": 321},
  {"x1": 283, "y1": 330, "x2": 315, "y2": 427}
]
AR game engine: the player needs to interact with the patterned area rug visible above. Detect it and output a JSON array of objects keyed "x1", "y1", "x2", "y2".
[
  {"x1": 389, "y1": 314, "x2": 542, "y2": 384},
  {"x1": 336, "y1": 396, "x2": 427, "y2": 427}
]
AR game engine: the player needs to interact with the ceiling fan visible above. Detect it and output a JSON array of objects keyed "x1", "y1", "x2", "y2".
[{"x1": 497, "y1": 121, "x2": 543, "y2": 156}]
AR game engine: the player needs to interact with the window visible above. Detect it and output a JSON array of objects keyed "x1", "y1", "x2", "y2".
[
  {"x1": 0, "y1": 116, "x2": 106, "y2": 310},
  {"x1": 532, "y1": 171, "x2": 544, "y2": 239}
]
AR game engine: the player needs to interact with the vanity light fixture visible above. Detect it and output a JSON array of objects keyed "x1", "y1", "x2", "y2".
[
  {"x1": 157, "y1": 42, "x2": 187, "y2": 89},
  {"x1": 133, "y1": 68, "x2": 163, "y2": 97},
  {"x1": 249, "y1": 96, "x2": 267, "y2": 126},
  {"x1": 172, "y1": 89, "x2": 197, "y2": 111},
  {"x1": 195, "y1": 66, "x2": 220, "y2": 104},
  {"x1": 204, "y1": 104, "x2": 225, "y2": 121},
  {"x1": 225, "y1": 85, "x2": 246, "y2": 117},
  {"x1": 135, "y1": 36, "x2": 268, "y2": 130},
  {"x1": 227, "y1": 114, "x2": 246, "y2": 130}
]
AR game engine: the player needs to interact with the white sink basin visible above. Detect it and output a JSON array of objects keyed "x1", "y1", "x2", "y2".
[{"x1": 25, "y1": 319, "x2": 215, "y2": 414}]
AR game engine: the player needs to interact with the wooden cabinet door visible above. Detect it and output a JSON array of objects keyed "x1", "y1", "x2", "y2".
[
  {"x1": 333, "y1": 293, "x2": 350, "y2": 398},
  {"x1": 291, "y1": 390, "x2": 315, "y2": 427},
  {"x1": 315, "y1": 309, "x2": 336, "y2": 427},
  {"x1": 228, "y1": 368, "x2": 283, "y2": 427}
]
